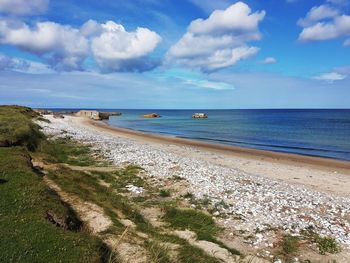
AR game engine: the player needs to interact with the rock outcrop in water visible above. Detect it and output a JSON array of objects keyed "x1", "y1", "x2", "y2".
[
  {"x1": 192, "y1": 113, "x2": 208, "y2": 119},
  {"x1": 99, "y1": 112, "x2": 122, "y2": 120},
  {"x1": 75, "y1": 110, "x2": 122, "y2": 120},
  {"x1": 143, "y1": 113, "x2": 161, "y2": 118},
  {"x1": 75, "y1": 110, "x2": 100, "y2": 120}
]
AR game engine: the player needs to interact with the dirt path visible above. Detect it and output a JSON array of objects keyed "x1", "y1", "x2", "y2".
[{"x1": 44, "y1": 177, "x2": 113, "y2": 234}]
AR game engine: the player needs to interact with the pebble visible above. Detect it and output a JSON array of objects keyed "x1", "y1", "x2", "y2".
[{"x1": 38, "y1": 116, "x2": 350, "y2": 248}]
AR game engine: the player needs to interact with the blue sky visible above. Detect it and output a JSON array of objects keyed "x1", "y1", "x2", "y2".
[{"x1": 0, "y1": 0, "x2": 349, "y2": 108}]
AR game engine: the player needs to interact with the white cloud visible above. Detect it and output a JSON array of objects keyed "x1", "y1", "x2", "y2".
[
  {"x1": 297, "y1": 5, "x2": 339, "y2": 27},
  {"x1": 184, "y1": 79, "x2": 233, "y2": 90},
  {"x1": 298, "y1": 3, "x2": 350, "y2": 42},
  {"x1": 167, "y1": 2, "x2": 265, "y2": 72},
  {"x1": 0, "y1": 0, "x2": 49, "y2": 15},
  {"x1": 299, "y1": 15, "x2": 350, "y2": 41},
  {"x1": 0, "y1": 19, "x2": 89, "y2": 70},
  {"x1": 261, "y1": 57, "x2": 277, "y2": 64},
  {"x1": 91, "y1": 21, "x2": 161, "y2": 72},
  {"x1": 0, "y1": 54, "x2": 53, "y2": 74},
  {"x1": 313, "y1": 72, "x2": 347, "y2": 82},
  {"x1": 0, "y1": 19, "x2": 162, "y2": 72},
  {"x1": 80, "y1": 20, "x2": 103, "y2": 37}
]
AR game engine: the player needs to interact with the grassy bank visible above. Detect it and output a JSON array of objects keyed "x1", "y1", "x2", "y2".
[
  {"x1": 0, "y1": 105, "x2": 43, "y2": 150},
  {"x1": 0, "y1": 106, "x2": 108, "y2": 262},
  {"x1": 38, "y1": 139, "x2": 226, "y2": 262}
]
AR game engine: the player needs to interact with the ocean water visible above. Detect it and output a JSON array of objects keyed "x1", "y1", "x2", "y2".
[{"x1": 102, "y1": 109, "x2": 350, "y2": 161}]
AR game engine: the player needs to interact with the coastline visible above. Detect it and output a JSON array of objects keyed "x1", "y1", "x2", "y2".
[
  {"x1": 74, "y1": 117, "x2": 350, "y2": 198},
  {"x1": 87, "y1": 118, "x2": 350, "y2": 172},
  {"x1": 38, "y1": 115, "x2": 350, "y2": 260}
]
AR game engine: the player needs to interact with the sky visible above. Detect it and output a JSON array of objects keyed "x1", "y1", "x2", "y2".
[{"x1": 0, "y1": 0, "x2": 349, "y2": 109}]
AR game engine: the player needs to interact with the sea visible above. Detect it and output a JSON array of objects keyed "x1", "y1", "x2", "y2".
[{"x1": 53, "y1": 109, "x2": 350, "y2": 161}]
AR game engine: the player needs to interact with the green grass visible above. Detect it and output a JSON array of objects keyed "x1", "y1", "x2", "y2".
[
  {"x1": 315, "y1": 236, "x2": 340, "y2": 255},
  {"x1": 163, "y1": 207, "x2": 220, "y2": 241},
  {"x1": 0, "y1": 105, "x2": 43, "y2": 150},
  {"x1": 159, "y1": 189, "x2": 171, "y2": 197},
  {"x1": 163, "y1": 207, "x2": 240, "y2": 256},
  {"x1": 144, "y1": 240, "x2": 172, "y2": 263},
  {"x1": 0, "y1": 147, "x2": 106, "y2": 263},
  {"x1": 38, "y1": 137, "x2": 103, "y2": 166},
  {"x1": 282, "y1": 235, "x2": 300, "y2": 256},
  {"x1": 301, "y1": 228, "x2": 341, "y2": 255},
  {"x1": 178, "y1": 245, "x2": 221, "y2": 263}
]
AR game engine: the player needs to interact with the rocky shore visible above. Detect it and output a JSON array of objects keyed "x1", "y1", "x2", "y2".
[{"x1": 38, "y1": 115, "x2": 350, "y2": 254}]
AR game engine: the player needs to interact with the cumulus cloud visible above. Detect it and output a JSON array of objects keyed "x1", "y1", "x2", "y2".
[
  {"x1": 167, "y1": 2, "x2": 265, "y2": 72},
  {"x1": 0, "y1": 19, "x2": 89, "y2": 71},
  {"x1": 80, "y1": 20, "x2": 103, "y2": 37},
  {"x1": 298, "y1": 3, "x2": 350, "y2": 42},
  {"x1": 0, "y1": 19, "x2": 162, "y2": 72},
  {"x1": 0, "y1": 0, "x2": 49, "y2": 15},
  {"x1": 313, "y1": 72, "x2": 347, "y2": 82},
  {"x1": 91, "y1": 21, "x2": 161, "y2": 72},
  {"x1": 261, "y1": 57, "x2": 277, "y2": 64}
]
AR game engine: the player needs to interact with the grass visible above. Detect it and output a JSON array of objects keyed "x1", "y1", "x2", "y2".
[
  {"x1": 163, "y1": 207, "x2": 220, "y2": 241},
  {"x1": 282, "y1": 235, "x2": 300, "y2": 256},
  {"x1": 301, "y1": 228, "x2": 341, "y2": 255},
  {"x1": 0, "y1": 147, "x2": 106, "y2": 263},
  {"x1": 159, "y1": 189, "x2": 171, "y2": 197},
  {"x1": 37, "y1": 137, "x2": 104, "y2": 166},
  {"x1": 144, "y1": 240, "x2": 172, "y2": 263},
  {"x1": 0, "y1": 105, "x2": 43, "y2": 150},
  {"x1": 177, "y1": 245, "x2": 221, "y2": 263},
  {"x1": 315, "y1": 236, "x2": 340, "y2": 255},
  {"x1": 162, "y1": 206, "x2": 240, "y2": 256}
]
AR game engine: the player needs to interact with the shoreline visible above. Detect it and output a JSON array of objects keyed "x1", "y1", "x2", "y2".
[
  {"x1": 86, "y1": 118, "x2": 350, "y2": 173},
  {"x1": 38, "y1": 115, "x2": 350, "y2": 256}
]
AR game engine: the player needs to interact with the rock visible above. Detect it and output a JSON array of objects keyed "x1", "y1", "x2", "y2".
[
  {"x1": 53, "y1": 112, "x2": 65, "y2": 119},
  {"x1": 99, "y1": 112, "x2": 122, "y2": 120},
  {"x1": 34, "y1": 109, "x2": 53, "y2": 115},
  {"x1": 125, "y1": 184, "x2": 144, "y2": 194},
  {"x1": 213, "y1": 211, "x2": 220, "y2": 216},
  {"x1": 75, "y1": 110, "x2": 100, "y2": 120},
  {"x1": 143, "y1": 113, "x2": 161, "y2": 118},
  {"x1": 192, "y1": 113, "x2": 208, "y2": 119}
]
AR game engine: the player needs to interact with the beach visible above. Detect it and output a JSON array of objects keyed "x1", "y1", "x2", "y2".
[
  {"x1": 87, "y1": 117, "x2": 350, "y2": 197},
  {"x1": 39, "y1": 115, "x2": 350, "y2": 260}
]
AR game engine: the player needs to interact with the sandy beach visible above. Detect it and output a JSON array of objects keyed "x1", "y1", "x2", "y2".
[
  {"x1": 38, "y1": 115, "x2": 350, "y2": 260},
  {"x1": 85, "y1": 117, "x2": 350, "y2": 198}
]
